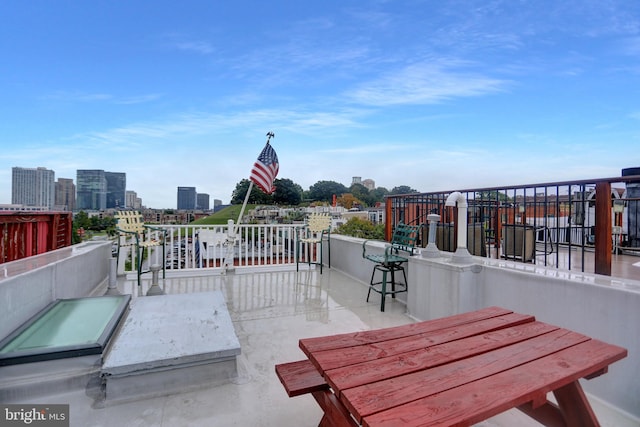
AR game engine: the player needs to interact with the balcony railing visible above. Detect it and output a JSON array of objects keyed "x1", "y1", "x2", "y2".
[
  {"x1": 117, "y1": 223, "x2": 309, "y2": 275},
  {"x1": 384, "y1": 174, "x2": 640, "y2": 276},
  {"x1": 114, "y1": 174, "x2": 640, "y2": 278}
]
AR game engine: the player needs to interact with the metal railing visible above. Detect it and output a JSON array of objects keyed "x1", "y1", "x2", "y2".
[
  {"x1": 384, "y1": 175, "x2": 640, "y2": 276},
  {"x1": 110, "y1": 174, "x2": 640, "y2": 278},
  {"x1": 118, "y1": 223, "x2": 308, "y2": 275},
  {"x1": 0, "y1": 212, "x2": 73, "y2": 263}
]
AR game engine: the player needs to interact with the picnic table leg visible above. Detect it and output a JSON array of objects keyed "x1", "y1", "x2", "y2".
[
  {"x1": 553, "y1": 380, "x2": 600, "y2": 427},
  {"x1": 312, "y1": 390, "x2": 358, "y2": 427}
]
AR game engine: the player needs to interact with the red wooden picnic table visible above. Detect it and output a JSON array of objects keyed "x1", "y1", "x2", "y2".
[{"x1": 276, "y1": 306, "x2": 627, "y2": 427}]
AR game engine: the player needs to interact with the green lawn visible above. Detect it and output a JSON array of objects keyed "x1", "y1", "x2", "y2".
[{"x1": 191, "y1": 205, "x2": 257, "y2": 225}]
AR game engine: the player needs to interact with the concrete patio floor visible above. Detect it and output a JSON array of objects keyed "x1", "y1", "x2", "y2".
[{"x1": 7, "y1": 267, "x2": 633, "y2": 427}]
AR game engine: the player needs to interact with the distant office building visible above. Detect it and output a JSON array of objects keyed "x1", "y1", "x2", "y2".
[
  {"x1": 12, "y1": 167, "x2": 55, "y2": 209},
  {"x1": 126, "y1": 191, "x2": 142, "y2": 210},
  {"x1": 76, "y1": 170, "x2": 126, "y2": 210},
  {"x1": 362, "y1": 179, "x2": 375, "y2": 190},
  {"x1": 77, "y1": 170, "x2": 107, "y2": 210},
  {"x1": 105, "y1": 172, "x2": 126, "y2": 209},
  {"x1": 352, "y1": 176, "x2": 375, "y2": 190},
  {"x1": 177, "y1": 187, "x2": 197, "y2": 210},
  {"x1": 213, "y1": 199, "x2": 222, "y2": 210},
  {"x1": 55, "y1": 178, "x2": 76, "y2": 211},
  {"x1": 197, "y1": 193, "x2": 210, "y2": 210}
]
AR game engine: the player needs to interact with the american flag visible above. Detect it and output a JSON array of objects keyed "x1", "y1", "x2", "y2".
[{"x1": 250, "y1": 142, "x2": 279, "y2": 194}]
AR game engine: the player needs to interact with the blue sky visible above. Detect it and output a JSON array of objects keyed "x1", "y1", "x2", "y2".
[{"x1": 1, "y1": 1, "x2": 639, "y2": 208}]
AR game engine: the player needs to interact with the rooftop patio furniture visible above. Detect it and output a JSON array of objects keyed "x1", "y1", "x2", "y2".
[
  {"x1": 276, "y1": 306, "x2": 628, "y2": 427},
  {"x1": 296, "y1": 213, "x2": 332, "y2": 274},
  {"x1": 115, "y1": 211, "x2": 167, "y2": 287},
  {"x1": 502, "y1": 223, "x2": 536, "y2": 262},
  {"x1": 362, "y1": 222, "x2": 419, "y2": 311}
]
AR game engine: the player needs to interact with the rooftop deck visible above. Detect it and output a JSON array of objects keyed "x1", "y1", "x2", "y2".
[
  {"x1": 0, "y1": 265, "x2": 637, "y2": 427},
  {"x1": 1, "y1": 238, "x2": 639, "y2": 427}
]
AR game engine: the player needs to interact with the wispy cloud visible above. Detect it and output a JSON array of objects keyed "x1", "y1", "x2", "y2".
[
  {"x1": 321, "y1": 143, "x2": 416, "y2": 155},
  {"x1": 75, "y1": 107, "x2": 367, "y2": 148},
  {"x1": 618, "y1": 37, "x2": 640, "y2": 56},
  {"x1": 42, "y1": 91, "x2": 162, "y2": 105},
  {"x1": 115, "y1": 94, "x2": 163, "y2": 105},
  {"x1": 42, "y1": 91, "x2": 113, "y2": 102},
  {"x1": 172, "y1": 40, "x2": 215, "y2": 55},
  {"x1": 346, "y1": 60, "x2": 509, "y2": 106}
]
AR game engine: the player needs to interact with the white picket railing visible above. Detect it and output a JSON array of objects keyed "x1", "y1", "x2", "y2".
[{"x1": 135, "y1": 223, "x2": 311, "y2": 274}]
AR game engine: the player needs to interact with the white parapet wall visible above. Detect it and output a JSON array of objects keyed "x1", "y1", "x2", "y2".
[
  {"x1": 330, "y1": 234, "x2": 640, "y2": 421},
  {"x1": 0, "y1": 241, "x2": 112, "y2": 339}
]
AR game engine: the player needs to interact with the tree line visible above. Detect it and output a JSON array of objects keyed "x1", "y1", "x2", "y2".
[{"x1": 230, "y1": 178, "x2": 418, "y2": 208}]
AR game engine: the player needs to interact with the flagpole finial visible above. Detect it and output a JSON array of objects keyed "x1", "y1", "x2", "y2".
[{"x1": 266, "y1": 131, "x2": 275, "y2": 143}]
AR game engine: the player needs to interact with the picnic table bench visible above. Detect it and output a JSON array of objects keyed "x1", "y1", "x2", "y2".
[{"x1": 275, "y1": 306, "x2": 627, "y2": 427}]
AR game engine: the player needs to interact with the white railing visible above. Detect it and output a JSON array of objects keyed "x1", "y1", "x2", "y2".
[{"x1": 132, "y1": 223, "x2": 310, "y2": 274}]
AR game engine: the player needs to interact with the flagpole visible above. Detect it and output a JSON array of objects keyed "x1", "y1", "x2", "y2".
[
  {"x1": 236, "y1": 180, "x2": 254, "y2": 228},
  {"x1": 235, "y1": 130, "x2": 273, "y2": 228},
  {"x1": 223, "y1": 132, "x2": 275, "y2": 273}
]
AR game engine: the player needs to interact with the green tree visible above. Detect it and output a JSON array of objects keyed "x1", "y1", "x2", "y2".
[
  {"x1": 390, "y1": 185, "x2": 418, "y2": 195},
  {"x1": 334, "y1": 218, "x2": 384, "y2": 239},
  {"x1": 370, "y1": 187, "x2": 389, "y2": 204},
  {"x1": 89, "y1": 216, "x2": 102, "y2": 231},
  {"x1": 349, "y1": 183, "x2": 373, "y2": 207},
  {"x1": 231, "y1": 179, "x2": 273, "y2": 204},
  {"x1": 231, "y1": 178, "x2": 304, "y2": 205},
  {"x1": 307, "y1": 180, "x2": 348, "y2": 203},
  {"x1": 476, "y1": 190, "x2": 511, "y2": 202},
  {"x1": 72, "y1": 211, "x2": 91, "y2": 244},
  {"x1": 74, "y1": 211, "x2": 90, "y2": 229},
  {"x1": 273, "y1": 178, "x2": 303, "y2": 205}
]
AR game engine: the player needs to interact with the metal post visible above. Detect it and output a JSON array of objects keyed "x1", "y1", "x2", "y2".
[
  {"x1": 594, "y1": 181, "x2": 612, "y2": 276},
  {"x1": 104, "y1": 257, "x2": 121, "y2": 295},
  {"x1": 422, "y1": 214, "x2": 441, "y2": 258},
  {"x1": 146, "y1": 264, "x2": 165, "y2": 296}
]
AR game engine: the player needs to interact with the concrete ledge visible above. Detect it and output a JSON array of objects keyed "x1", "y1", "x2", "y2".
[
  {"x1": 0, "y1": 355, "x2": 101, "y2": 402},
  {"x1": 0, "y1": 241, "x2": 112, "y2": 339},
  {"x1": 102, "y1": 357, "x2": 238, "y2": 404},
  {"x1": 101, "y1": 291, "x2": 241, "y2": 402}
]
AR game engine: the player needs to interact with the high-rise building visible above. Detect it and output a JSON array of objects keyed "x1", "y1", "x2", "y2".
[
  {"x1": 196, "y1": 193, "x2": 210, "y2": 210},
  {"x1": 55, "y1": 178, "x2": 76, "y2": 211},
  {"x1": 362, "y1": 179, "x2": 376, "y2": 190},
  {"x1": 126, "y1": 191, "x2": 142, "y2": 210},
  {"x1": 177, "y1": 187, "x2": 196, "y2": 210},
  {"x1": 76, "y1": 170, "x2": 107, "y2": 211},
  {"x1": 352, "y1": 176, "x2": 375, "y2": 190},
  {"x1": 105, "y1": 172, "x2": 126, "y2": 209},
  {"x1": 12, "y1": 167, "x2": 55, "y2": 208},
  {"x1": 76, "y1": 170, "x2": 126, "y2": 210}
]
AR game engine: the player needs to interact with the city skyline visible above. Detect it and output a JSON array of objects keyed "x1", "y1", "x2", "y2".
[
  {"x1": 1, "y1": 1, "x2": 639, "y2": 208},
  {"x1": 9, "y1": 166, "x2": 216, "y2": 211}
]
